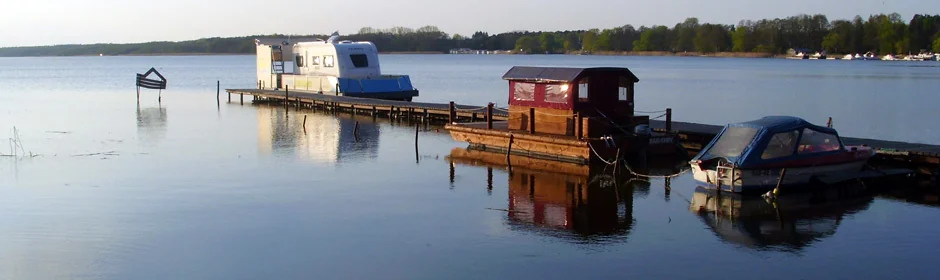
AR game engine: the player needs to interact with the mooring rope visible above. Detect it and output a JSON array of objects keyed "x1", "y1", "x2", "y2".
[
  {"x1": 635, "y1": 109, "x2": 667, "y2": 114},
  {"x1": 621, "y1": 159, "x2": 692, "y2": 179},
  {"x1": 587, "y1": 142, "x2": 617, "y2": 166}
]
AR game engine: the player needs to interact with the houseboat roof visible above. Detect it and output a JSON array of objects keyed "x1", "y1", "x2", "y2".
[
  {"x1": 254, "y1": 37, "x2": 325, "y2": 46},
  {"x1": 501, "y1": 66, "x2": 640, "y2": 83}
]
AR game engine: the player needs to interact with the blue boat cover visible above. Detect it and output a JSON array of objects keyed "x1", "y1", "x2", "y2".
[
  {"x1": 692, "y1": 116, "x2": 843, "y2": 168},
  {"x1": 338, "y1": 76, "x2": 416, "y2": 94}
]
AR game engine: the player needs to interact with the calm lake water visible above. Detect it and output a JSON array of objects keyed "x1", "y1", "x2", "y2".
[{"x1": 1, "y1": 54, "x2": 939, "y2": 279}]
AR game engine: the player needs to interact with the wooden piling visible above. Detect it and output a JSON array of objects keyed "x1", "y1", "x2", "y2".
[
  {"x1": 506, "y1": 134, "x2": 514, "y2": 161},
  {"x1": 448, "y1": 101, "x2": 456, "y2": 124},
  {"x1": 529, "y1": 107, "x2": 536, "y2": 134},
  {"x1": 486, "y1": 167, "x2": 493, "y2": 192},
  {"x1": 216, "y1": 80, "x2": 220, "y2": 103},
  {"x1": 354, "y1": 121, "x2": 360, "y2": 139},
  {"x1": 575, "y1": 112, "x2": 583, "y2": 140},
  {"x1": 240, "y1": 94, "x2": 243, "y2": 105},
  {"x1": 666, "y1": 108, "x2": 672, "y2": 132},
  {"x1": 486, "y1": 103, "x2": 494, "y2": 129},
  {"x1": 303, "y1": 115, "x2": 307, "y2": 130}
]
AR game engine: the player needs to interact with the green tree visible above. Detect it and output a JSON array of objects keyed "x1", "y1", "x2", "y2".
[
  {"x1": 581, "y1": 29, "x2": 599, "y2": 52},
  {"x1": 821, "y1": 32, "x2": 842, "y2": 53},
  {"x1": 539, "y1": 33, "x2": 559, "y2": 53},
  {"x1": 514, "y1": 35, "x2": 541, "y2": 54},
  {"x1": 933, "y1": 37, "x2": 940, "y2": 52},
  {"x1": 674, "y1": 18, "x2": 700, "y2": 52},
  {"x1": 633, "y1": 26, "x2": 671, "y2": 51}
]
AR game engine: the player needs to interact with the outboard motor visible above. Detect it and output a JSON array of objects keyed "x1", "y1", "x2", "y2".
[{"x1": 630, "y1": 124, "x2": 652, "y2": 166}]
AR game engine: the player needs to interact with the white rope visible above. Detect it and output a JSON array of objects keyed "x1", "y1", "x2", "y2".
[
  {"x1": 622, "y1": 159, "x2": 692, "y2": 179},
  {"x1": 587, "y1": 142, "x2": 617, "y2": 166}
]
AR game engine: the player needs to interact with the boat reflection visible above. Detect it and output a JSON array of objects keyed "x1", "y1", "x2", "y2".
[
  {"x1": 136, "y1": 105, "x2": 167, "y2": 146},
  {"x1": 257, "y1": 106, "x2": 379, "y2": 164},
  {"x1": 689, "y1": 184, "x2": 873, "y2": 252},
  {"x1": 448, "y1": 147, "x2": 636, "y2": 243}
]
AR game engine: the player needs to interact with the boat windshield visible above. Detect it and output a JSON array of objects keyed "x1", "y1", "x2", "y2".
[{"x1": 703, "y1": 127, "x2": 759, "y2": 159}]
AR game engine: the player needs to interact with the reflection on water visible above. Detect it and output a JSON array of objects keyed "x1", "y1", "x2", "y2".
[
  {"x1": 136, "y1": 105, "x2": 167, "y2": 146},
  {"x1": 257, "y1": 106, "x2": 379, "y2": 164},
  {"x1": 448, "y1": 148, "x2": 635, "y2": 244},
  {"x1": 689, "y1": 185, "x2": 873, "y2": 252}
]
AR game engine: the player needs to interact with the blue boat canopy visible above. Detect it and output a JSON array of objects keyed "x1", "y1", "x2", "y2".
[{"x1": 692, "y1": 116, "x2": 845, "y2": 168}]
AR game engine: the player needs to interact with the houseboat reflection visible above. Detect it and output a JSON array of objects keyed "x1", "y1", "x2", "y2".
[
  {"x1": 447, "y1": 147, "x2": 636, "y2": 243},
  {"x1": 689, "y1": 184, "x2": 873, "y2": 251},
  {"x1": 257, "y1": 106, "x2": 379, "y2": 164}
]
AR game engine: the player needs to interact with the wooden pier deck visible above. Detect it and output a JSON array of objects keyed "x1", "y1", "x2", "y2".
[
  {"x1": 226, "y1": 88, "x2": 940, "y2": 175},
  {"x1": 225, "y1": 89, "x2": 508, "y2": 121}
]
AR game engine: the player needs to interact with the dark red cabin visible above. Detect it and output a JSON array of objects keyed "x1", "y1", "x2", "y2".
[{"x1": 502, "y1": 66, "x2": 646, "y2": 138}]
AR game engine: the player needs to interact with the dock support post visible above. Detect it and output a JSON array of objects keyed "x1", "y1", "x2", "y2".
[
  {"x1": 448, "y1": 101, "x2": 456, "y2": 124},
  {"x1": 423, "y1": 109, "x2": 429, "y2": 123},
  {"x1": 486, "y1": 103, "x2": 494, "y2": 129},
  {"x1": 506, "y1": 134, "x2": 514, "y2": 162},
  {"x1": 136, "y1": 86, "x2": 140, "y2": 102},
  {"x1": 285, "y1": 87, "x2": 289, "y2": 109},
  {"x1": 228, "y1": 90, "x2": 231, "y2": 103},
  {"x1": 240, "y1": 94, "x2": 243, "y2": 105},
  {"x1": 666, "y1": 108, "x2": 672, "y2": 132},
  {"x1": 486, "y1": 167, "x2": 493, "y2": 194},
  {"x1": 415, "y1": 123, "x2": 420, "y2": 163},
  {"x1": 575, "y1": 112, "x2": 583, "y2": 140},
  {"x1": 372, "y1": 106, "x2": 377, "y2": 117},
  {"x1": 216, "y1": 80, "x2": 220, "y2": 104},
  {"x1": 471, "y1": 113, "x2": 477, "y2": 122},
  {"x1": 529, "y1": 107, "x2": 536, "y2": 134}
]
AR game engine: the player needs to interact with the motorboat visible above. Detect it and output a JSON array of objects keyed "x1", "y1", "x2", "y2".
[
  {"x1": 842, "y1": 54, "x2": 855, "y2": 60},
  {"x1": 881, "y1": 54, "x2": 897, "y2": 61},
  {"x1": 690, "y1": 116, "x2": 875, "y2": 193}
]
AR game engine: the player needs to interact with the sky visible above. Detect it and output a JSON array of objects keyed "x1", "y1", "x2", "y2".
[{"x1": 0, "y1": 0, "x2": 933, "y2": 47}]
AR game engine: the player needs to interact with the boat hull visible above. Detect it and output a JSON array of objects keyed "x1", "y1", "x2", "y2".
[{"x1": 691, "y1": 159, "x2": 870, "y2": 193}]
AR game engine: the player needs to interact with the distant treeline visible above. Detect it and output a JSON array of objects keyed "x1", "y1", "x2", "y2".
[{"x1": 1, "y1": 13, "x2": 938, "y2": 57}]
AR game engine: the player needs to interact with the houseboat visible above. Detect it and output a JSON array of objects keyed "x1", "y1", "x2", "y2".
[
  {"x1": 445, "y1": 66, "x2": 682, "y2": 165},
  {"x1": 254, "y1": 33, "x2": 419, "y2": 101},
  {"x1": 690, "y1": 116, "x2": 875, "y2": 193}
]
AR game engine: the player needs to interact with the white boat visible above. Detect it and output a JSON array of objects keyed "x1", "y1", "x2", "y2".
[
  {"x1": 253, "y1": 32, "x2": 419, "y2": 101},
  {"x1": 842, "y1": 54, "x2": 855, "y2": 60},
  {"x1": 881, "y1": 54, "x2": 897, "y2": 61},
  {"x1": 689, "y1": 116, "x2": 875, "y2": 193}
]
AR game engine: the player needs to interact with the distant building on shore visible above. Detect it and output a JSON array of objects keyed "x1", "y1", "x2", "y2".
[{"x1": 449, "y1": 48, "x2": 512, "y2": 54}]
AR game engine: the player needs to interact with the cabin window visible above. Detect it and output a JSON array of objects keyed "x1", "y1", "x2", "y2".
[
  {"x1": 618, "y1": 87, "x2": 628, "y2": 101},
  {"x1": 324, "y1": 55, "x2": 335, "y2": 67},
  {"x1": 513, "y1": 82, "x2": 535, "y2": 102},
  {"x1": 310, "y1": 56, "x2": 320, "y2": 66},
  {"x1": 544, "y1": 83, "x2": 569, "y2": 104},
  {"x1": 578, "y1": 80, "x2": 589, "y2": 101},
  {"x1": 797, "y1": 128, "x2": 841, "y2": 154},
  {"x1": 705, "y1": 127, "x2": 758, "y2": 158},
  {"x1": 761, "y1": 130, "x2": 800, "y2": 159},
  {"x1": 350, "y1": 54, "x2": 369, "y2": 68},
  {"x1": 295, "y1": 55, "x2": 305, "y2": 67}
]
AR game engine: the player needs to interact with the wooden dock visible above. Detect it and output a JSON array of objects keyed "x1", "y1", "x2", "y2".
[{"x1": 226, "y1": 88, "x2": 940, "y2": 176}]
